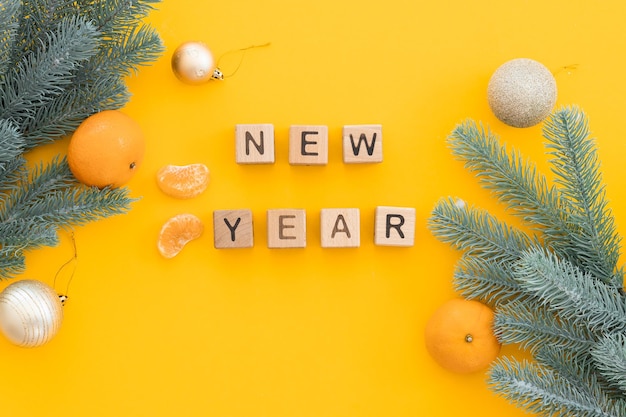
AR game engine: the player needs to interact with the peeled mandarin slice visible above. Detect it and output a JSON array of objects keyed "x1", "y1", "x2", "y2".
[
  {"x1": 157, "y1": 213, "x2": 204, "y2": 259},
  {"x1": 156, "y1": 163, "x2": 210, "y2": 199}
]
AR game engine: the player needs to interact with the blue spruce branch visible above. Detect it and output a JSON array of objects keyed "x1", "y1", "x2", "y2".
[
  {"x1": 0, "y1": 0, "x2": 21, "y2": 76},
  {"x1": 431, "y1": 107, "x2": 626, "y2": 415},
  {"x1": 453, "y1": 257, "x2": 524, "y2": 305},
  {"x1": 0, "y1": 118, "x2": 24, "y2": 164},
  {"x1": 0, "y1": 157, "x2": 135, "y2": 226},
  {"x1": 0, "y1": 15, "x2": 99, "y2": 123},
  {"x1": 0, "y1": 249, "x2": 25, "y2": 279},
  {"x1": 429, "y1": 197, "x2": 537, "y2": 264},
  {"x1": 1, "y1": 155, "x2": 75, "y2": 222},
  {"x1": 489, "y1": 357, "x2": 626, "y2": 417},
  {"x1": 22, "y1": 75, "x2": 130, "y2": 148},
  {"x1": 494, "y1": 300, "x2": 598, "y2": 355},
  {"x1": 543, "y1": 106, "x2": 622, "y2": 288},
  {"x1": 515, "y1": 248, "x2": 626, "y2": 334},
  {"x1": 592, "y1": 334, "x2": 626, "y2": 395}
]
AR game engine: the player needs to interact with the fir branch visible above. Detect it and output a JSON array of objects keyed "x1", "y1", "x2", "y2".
[
  {"x1": 495, "y1": 300, "x2": 598, "y2": 355},
  {"x1": 0, "y1": 0, "x2": 21, "y2": 76},
  {"x1": 0, "y1": 248, "x2": 25, "y2": 279},
  {"x1": 489, "y1": 357, "x2": 626, "y2": 417},
  {"x1": 33, "y1": 186, "x2": 135, "y2": 227},
  {"x1": 0, "y1": 1, "x2": 161, "y2": 280},
  {"x1": 82, "y1": 24, "x2": 164, "y2": 78},
  {"x1": 429, "y1": 197, "x2": 537, "y2": 263},
  {"x1": 447, "y1": 120, "x2": 594, "y2": 272},
  {"x1": 592, "y1": 334, "x2": 626, "y2": 394},
  {"x1": 21, "y1": 75, "x2": 130, "y2": 148},
  {"x1": 0, "y1": 219, "x2": 58, "y2": 248},
  {"x1": 515, "y1": 248, "x2": 626, "y2": 333},
  {"x1": 1, "y1": 156, "x2": 135, "y2": 226},
  {"x1": 1, "y1": 155, "x2": 75, "y2": 222},
  {"x1": 543, "y1": 106, "x2": 622, "y2": 287},
  {"x1": 536, "y1": 347, "x2": 626, "y2": 411},
  {"x1": 81, "y1": 0, "x2": 160, "y2": 36},
  {"x1": 9, "y1": 0, "x2": 83, "y2": 63},
  {"x1": 0, "y1": 155, "x2": 26, "y2": 196},
  {"x1": 448, "y1": 121, "x2": 567, "y2": 230},
  {"x1": 0, "y1": 118, "x2": 24, "y2": 164},
  {"x1": 453, "y1": 256, "x2": 524, "y2": 305},
  {"x1": 0, "y1": 15, "x2": 100, "y2": 124}
]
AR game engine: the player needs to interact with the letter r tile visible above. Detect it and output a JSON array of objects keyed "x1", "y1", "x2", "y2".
[{"x1": 374, "y1": 206, "x2": 416, "y2": 247}]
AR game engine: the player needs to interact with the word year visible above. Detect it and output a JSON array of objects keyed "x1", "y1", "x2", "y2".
[{"x1": 212, "y1": 206, "x2": 416, "y2": 249}]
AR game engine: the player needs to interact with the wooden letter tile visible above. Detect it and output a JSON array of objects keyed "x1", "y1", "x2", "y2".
[
  {"x1": 374, "y1": 206, "x2": 416, "y2": 247},
  {"x1": 267, "y1": 209, "x2": 306, "y2": 248},
  {"x1": 320, "y1": 208, "x2": 360, "y2": 248},
  {"x1": 342, "y1": 124, "x2": 383, "y2": 163},
  {"x1": 289, "y1": 125, "x2": 328, "y2": 165},
  {"x1": 213, "y1": 209, "x2": 254, "y2": 248},
  {"x1": 235, "y1": 124, "x2": 275, "y2": 164}
]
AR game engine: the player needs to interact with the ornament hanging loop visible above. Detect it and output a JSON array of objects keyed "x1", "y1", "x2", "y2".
[
  {"x1": 216, "y1": 42, "x2": 271, "y2": 79},
  {"x1": 53, "y1": 231, "x2": 79, "y2": 305}
]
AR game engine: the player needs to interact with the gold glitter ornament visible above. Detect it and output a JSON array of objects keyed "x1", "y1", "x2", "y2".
[
  {"x1": 171, "y1": 41, "x2": 223, "y2": 85},
  {"x1": 487, "y1": 58, "x2": 557, "y2": 128},
  {"x1": 0, "y1": 280, "x2": 64, "y2": 348}
]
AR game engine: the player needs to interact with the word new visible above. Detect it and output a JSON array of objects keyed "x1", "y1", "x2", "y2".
[
  {"x1": 235, "y1": 124, "x2": 383, "y2": 165},
  {"x1": 213, "y1": 206, "x2": 416, "y2": 249}
]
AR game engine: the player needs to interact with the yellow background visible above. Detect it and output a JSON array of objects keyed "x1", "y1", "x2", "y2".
[{"x1": 3, "y1": 1, "x2": 626, "y2": 416}]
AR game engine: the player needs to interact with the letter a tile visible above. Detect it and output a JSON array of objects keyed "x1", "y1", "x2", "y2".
[
  {"x1": 320, "y1": 208, "x2": 360, "y2": 248},
  {"x1": 343, "y1": 124, "x2": 383, "y2": 163},
  {"x1": 374, "y1": 206, "x2": 416, "y2": 247},
  {"x1": 213, "y1": 209, "x2": 254, "y2": 248},
  {"x1": 235, "y1": 124, "x2": 275, "y2": 164}
]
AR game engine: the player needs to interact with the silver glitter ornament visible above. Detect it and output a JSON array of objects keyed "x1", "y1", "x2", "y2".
[
  {"x1": 171, "y1": 41, "x2": 223, "y2": 85},
  {"x1": 487, "y1": 58, "x2": 557, "y2": 128},
  {"x1": 0, "y1": 280, "x2": 63, "y2": 348}
]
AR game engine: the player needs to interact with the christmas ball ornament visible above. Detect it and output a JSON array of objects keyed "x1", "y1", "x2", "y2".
[
  {"x1": 171, "y1": 41, "x2": 223, "y2": 84},
  {"x1": 487, "y1": 58, "x2": 557, "y2": 128},
  {"x1": 0, "y1": 280, "x2": 63, "y2": 348}
]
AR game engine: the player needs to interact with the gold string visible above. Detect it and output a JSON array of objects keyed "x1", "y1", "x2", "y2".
[
  {"x1": 53, "y1": 231, "x2": 78, "y2": 304},
  {"x1": 216, "y1": 42, "x2": 271, "y2": 78}
]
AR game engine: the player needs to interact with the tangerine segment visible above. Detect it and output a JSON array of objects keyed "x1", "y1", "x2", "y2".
[
  {"x1": 157, "y1": 213, "x2": 204, "y2": 259},
  {"x1": 156, "y1": 163, "x2": 210, "y2": 199},
  {"x1": 424, "y1": 298, "x2": 501, "y2": 374},
  {"x1": 68, "y1": 110, "x2": 145, "y2": 188}
]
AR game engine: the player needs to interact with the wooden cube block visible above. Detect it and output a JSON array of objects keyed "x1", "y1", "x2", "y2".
[
  {"x1": 213, "y1": 209, "x2": 254, "y2": 248},
  {"x1": 235, "y1": 124, "x2": 275, "y2": 164},
  {"x1": 320, "y1": 208, "x2": 360, "y2": 248},
  {"x1": 289, "y1": 125, "x2": 328, "y2": 165},
  {"x1": 343, "y1": 124, "x2": 383, "y2": 163},
  {"x1": 267, "y1": 209, "x2": 306, "y2": 248},
  {"x1": 374, "y1": 206, "x2": 416, "y2": 247}
]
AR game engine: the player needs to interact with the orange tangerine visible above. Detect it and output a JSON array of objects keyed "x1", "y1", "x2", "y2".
[
  {"x1": 157, "y1": 213, "x2": 204, "y2": 259},
  {"x1": 156, "y1": 163, "x2": 209, "y2": 199},
  {"x1": 67, "y1": 110, "x2": 145, "y2": 188},
  {"x1": 424, "y1": 298, "x2": 501, "y2": 374}
]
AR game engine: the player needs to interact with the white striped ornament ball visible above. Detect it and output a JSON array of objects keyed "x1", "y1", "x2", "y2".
[{"x1": 0, "y1": 280, "x2": 63, "y2": 348}]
